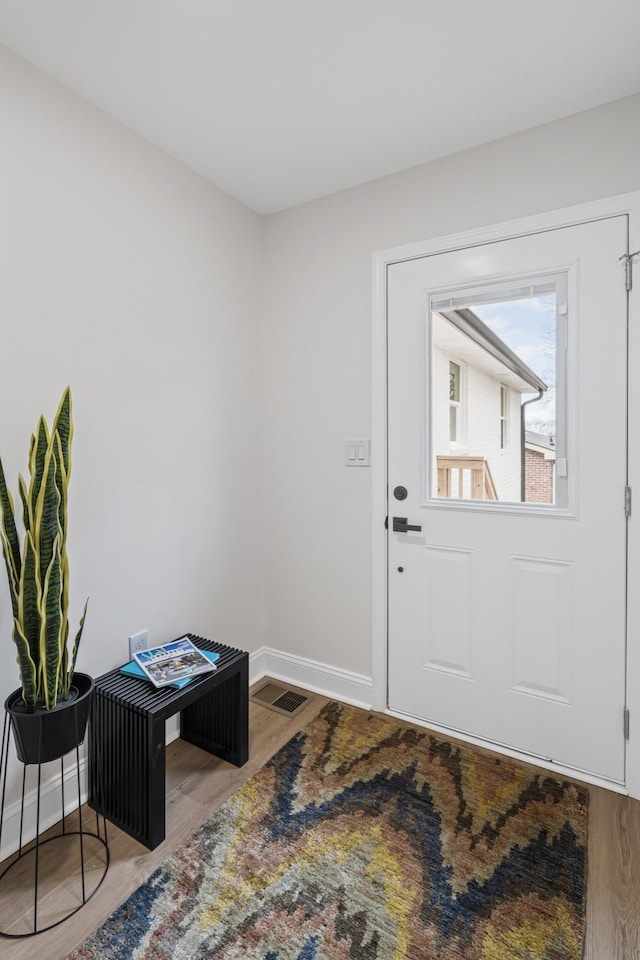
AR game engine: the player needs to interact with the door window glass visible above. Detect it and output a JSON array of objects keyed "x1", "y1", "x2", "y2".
[{"x1": 430, "y1": 276, "x2": 566, "y2": 506}]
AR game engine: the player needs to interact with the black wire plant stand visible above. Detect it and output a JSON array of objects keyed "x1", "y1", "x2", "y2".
[{"x1": 0, "y1": 700, "x2": 110, "y2": 937}]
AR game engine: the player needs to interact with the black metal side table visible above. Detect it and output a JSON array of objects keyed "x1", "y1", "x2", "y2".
[{"x1": 88, "y1": 635, "x2": 248, "y2": 850}]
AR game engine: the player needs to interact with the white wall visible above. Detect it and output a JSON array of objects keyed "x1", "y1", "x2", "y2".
[
  {"x1": 261, "y1": 93, "x2": 640, "y2": 682},
  {"x1": 0, "y1": 48, "x2": 265, "y2": 776}
]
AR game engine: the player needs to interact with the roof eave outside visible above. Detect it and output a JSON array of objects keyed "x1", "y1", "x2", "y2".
[{"x1": 440, "y1": 308, "x2": 548, "y2": 394}]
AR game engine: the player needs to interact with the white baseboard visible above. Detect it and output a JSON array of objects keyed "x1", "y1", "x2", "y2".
[
  {"x1": 250, "y1": 646, "x2": 373, "y2": 709},
  {"x1": 0, "y1": 754, "x2": 88, "y2": 862}
]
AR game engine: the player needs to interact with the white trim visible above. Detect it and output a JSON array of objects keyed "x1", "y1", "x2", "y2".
[
  {"x1": 372, "y1": 191, "x2": 640, "y2": 796},
  {"x1": 250, "y1": 646, "x2": 373, "y2": 709},
  {"x1": 376, "y1": 192, "x2": 640, "y2": 266},
  {"x1": 0, "y1": 755, "x2": 88, "y2": 862},
  {"x1": 624, "y1": 196, "x2": 640, "y2": 800},
  {"x1": 371, "y1": 251, "x2": 389, "y2": 712}
]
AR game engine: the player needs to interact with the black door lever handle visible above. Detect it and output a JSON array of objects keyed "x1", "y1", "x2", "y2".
[{"x1": 392, "y1": 517, "x2": 422, "y2": 533}]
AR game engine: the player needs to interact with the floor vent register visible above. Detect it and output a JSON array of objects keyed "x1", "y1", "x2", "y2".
[{"x1": 251, "y1": 682, "x2": 309, "y2": 717}]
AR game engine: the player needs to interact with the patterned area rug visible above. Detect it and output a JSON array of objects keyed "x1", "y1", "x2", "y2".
[{"x1": 68, "y1": 702, "x2": 588, "y2": 960}]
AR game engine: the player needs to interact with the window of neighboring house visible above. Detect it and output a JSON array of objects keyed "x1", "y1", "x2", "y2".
[
  {"x1": 449, "y1": 361, "x2": 461, "y2": 443},
  {"x1": 500, "y1": 385, "x2": 507, "y2": 449}
]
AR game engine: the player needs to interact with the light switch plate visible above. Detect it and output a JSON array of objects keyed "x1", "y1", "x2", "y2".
[{"x1": 345, "y1": 438, "x2": 370, "y2": 466}]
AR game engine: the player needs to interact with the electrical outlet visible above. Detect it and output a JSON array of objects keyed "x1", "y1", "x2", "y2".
[{"x1": 128, "y1": 630, "x2": 148, "y2": 660}]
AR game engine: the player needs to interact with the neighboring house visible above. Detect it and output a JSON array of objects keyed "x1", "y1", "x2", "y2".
[
  {"x1": 432, "y1": 309, "x2": 548, "y2": 502},
  {"x1": 524, "y1": 431, "x2": 556, "y2": 503}
]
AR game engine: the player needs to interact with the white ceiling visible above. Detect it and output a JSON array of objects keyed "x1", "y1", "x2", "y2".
[{"x1": 1, "y1": 0, "x2": 639, "y2": 214}]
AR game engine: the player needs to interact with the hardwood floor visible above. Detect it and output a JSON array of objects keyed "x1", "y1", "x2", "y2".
[{"x1": 0, "y1": 680, "x2": 639, "y2": 959}]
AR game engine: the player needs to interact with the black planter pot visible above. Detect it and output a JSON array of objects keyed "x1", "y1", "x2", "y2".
[{"x1": 5, "y1": 673, "x2": 94, "y2": 765}]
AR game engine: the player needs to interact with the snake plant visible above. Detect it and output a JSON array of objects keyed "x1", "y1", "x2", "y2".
[{"x1": 0, "y1": 387, "x2": 88, "y2": 711}]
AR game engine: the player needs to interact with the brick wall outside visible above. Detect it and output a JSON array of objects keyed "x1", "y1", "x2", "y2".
[{"x1": 524, "y1": 448, "x2": 554, "y2": 503}]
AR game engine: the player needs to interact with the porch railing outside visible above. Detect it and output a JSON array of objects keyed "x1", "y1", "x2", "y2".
[{"x1": 436, "y1": 456, "x2": 498, "y2": 501}]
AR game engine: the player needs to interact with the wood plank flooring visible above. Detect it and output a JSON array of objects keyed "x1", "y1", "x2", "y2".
[{"x1": 0, "y1": 680, "x2": 639, "y2": 959}]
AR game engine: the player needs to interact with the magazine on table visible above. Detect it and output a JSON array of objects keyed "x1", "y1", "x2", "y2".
[{"x1": 132, "y1": 636, "x2": 218, "y2": 688}]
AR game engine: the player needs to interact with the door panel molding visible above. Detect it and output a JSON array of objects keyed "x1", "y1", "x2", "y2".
[
  {"x1": 372, "y1": 190, "x2": 640, "y2": 796},
  {"x1": 421, "y1": 544, "x2": 474, "y2": 679},
  {"x1": 508, "y1": 554, "x2": 573, "y2": 705}
]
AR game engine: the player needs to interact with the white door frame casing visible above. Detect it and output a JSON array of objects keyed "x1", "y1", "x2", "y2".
[{"x1": 371, "y1": 191, "x2": 640, "y2": 798}]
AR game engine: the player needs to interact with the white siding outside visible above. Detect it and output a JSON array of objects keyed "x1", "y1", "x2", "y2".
[{"x1": 432, "y1": 344, "x2": 522, "y2": 501}]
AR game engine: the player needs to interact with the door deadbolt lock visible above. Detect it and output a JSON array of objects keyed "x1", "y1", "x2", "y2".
[{"x1": 393, "y1": 485, "x2": 408, "y2": 501}]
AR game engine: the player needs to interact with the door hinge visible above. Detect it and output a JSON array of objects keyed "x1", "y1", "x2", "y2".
[
  {"x1": 620, "y1": 250, "x2": 640, "y2": 292},
  {"x1": 625, "y1": 486, "x2": 632, "y2": 517},
  {"x1": 624, "y1": 707, "x2": 630, "y2": 740}
]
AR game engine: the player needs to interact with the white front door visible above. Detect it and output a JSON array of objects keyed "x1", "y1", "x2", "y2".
[{"x1": 387, "y1": 215, "x2": 628, "y2": 783}]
